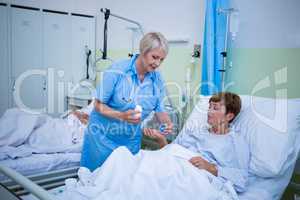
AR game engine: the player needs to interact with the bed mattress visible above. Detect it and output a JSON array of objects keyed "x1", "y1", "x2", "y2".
[{"x1": 0, "y1": 153, "x2": 81, "y2": 181}]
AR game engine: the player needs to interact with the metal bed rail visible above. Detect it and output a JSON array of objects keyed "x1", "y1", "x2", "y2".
[
  {"x1": 0, "y1": 165, "x2": 58, "y2": 200},
  {"x1": 1, "y1": 166, "x2": 78, "y2": 196}
]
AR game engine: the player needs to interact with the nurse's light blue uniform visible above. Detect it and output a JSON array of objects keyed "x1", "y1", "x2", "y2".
[{"x1": 80, "y1": 55, "x2": 166, "y2": 171}]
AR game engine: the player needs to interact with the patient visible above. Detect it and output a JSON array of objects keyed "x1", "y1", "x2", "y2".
[
  {"x1": 0, "y1": 101, "x2": 94, "y2": 158},
  {"x1": 144, "y1": 92, "x2": 249, "y2": 193}
]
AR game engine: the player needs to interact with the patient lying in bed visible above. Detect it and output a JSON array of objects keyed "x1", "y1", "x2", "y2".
[
  {"x1": 146, "y1": 92, "x2": 249, "y2": 192},
  {"x1": 60, "y1": 93, "x2": 249, "y2": 200},
  {"x1": 0, "y1": 101, "x2": 94, "y2": 159}
]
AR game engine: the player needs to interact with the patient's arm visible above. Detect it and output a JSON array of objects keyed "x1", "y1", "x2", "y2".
[
  {"x1": 190, "y1": 155, "x2": 248, "y2": 193},
  {"x1": 216, "y1": 165, "x2": 248, "y2": 193},
  {"x1": 143, "y1": 128, "x2": 168, "y2": 148},
  {"x1": 189, "y1": 156, "x2": 217, "y2": 176}
]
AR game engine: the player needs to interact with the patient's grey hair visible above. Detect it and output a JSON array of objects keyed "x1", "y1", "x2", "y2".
[{"x1": 139, "y1": 32, "x2": 169, "y2": 55}]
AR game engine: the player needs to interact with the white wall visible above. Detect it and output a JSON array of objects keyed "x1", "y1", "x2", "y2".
[
  {"x1": 97, "y1": 0, "x2": 205, "y2": 50},
  {"x1": 230, "y1": 0, "x2": 300, "y2": 48},
  {"x1": 226, "y1": 0, "x2": 300, "y2": 98},
  {"x1": 4, "y1": 0, "x2": 205, "y2": 51}
]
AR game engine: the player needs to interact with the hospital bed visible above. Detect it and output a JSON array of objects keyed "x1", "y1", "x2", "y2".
[
  {"x1": 0, "y1": 108, "x2": 86, "y2": 195},
  {"x1": 0, "y1": 153, "x2": 80, "y2": 195},
  {"x1": 0, "y1": 153, "x2": 80, "y2": 180},
  {"x1": 0, "y1": 100, "x2": 95, "y2": 182},
  {"x1": 0, "y1": 135, "x2": 81, "y2": 197},
  {"x1": 0, "y1": 95, "x2": 299, "y2": 200},
  {"x1": 183, "y1": 95, "x2": 300, "y2": 200}
]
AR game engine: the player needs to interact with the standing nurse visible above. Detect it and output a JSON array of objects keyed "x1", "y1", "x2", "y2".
[{"x1": 80, "y1": 32, "x2": 173, "y2": 171}]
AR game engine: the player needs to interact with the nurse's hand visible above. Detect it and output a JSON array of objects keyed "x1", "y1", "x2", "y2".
[
  {"x1": 155, "y1": 112, "x2": 173, "y2": 135},
  {"x1": 162, "y1": 123, "x2": 173, "y2": 135},
  {"x1": 120, "y1": 109, "x2": 141, "y2": 124}
]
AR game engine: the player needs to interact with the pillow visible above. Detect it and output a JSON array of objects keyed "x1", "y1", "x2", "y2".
[
  {"x1": 234, "y1": 96, "x2": 300, "y2": 177},
  {"x1": 181, "y1": 95, "x2": 300, "y2": 177}
]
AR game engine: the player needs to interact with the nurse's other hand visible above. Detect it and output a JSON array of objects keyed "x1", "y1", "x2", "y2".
[
  {"x1": 121, "y1": 109, "x2": 141, "y2": 124},
  {"x1": 163, "y1": 123, "x2": 173, "y2": 135}
]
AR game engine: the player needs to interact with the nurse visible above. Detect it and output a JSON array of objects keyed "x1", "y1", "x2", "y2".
[{"x1": 80, "y1": 32, "x2": 173, "y2": 171}]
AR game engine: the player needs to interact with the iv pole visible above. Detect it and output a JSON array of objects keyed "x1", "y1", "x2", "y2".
[
  {"x1": 217, "y1": 8, "x2": 237, "y2": 92},
  {"x1": 100, "y1": 8, "x2": 144, "y2": 59}
]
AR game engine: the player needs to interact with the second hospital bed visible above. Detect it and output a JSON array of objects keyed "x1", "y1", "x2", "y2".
[{"x1": 0, "y1": 102, "x2": 95, "y2": 195}]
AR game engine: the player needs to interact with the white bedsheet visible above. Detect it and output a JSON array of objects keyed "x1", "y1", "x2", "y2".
[
  {"x1": 57, "y1": 145, "x2": 238, "y2": 200},
  {"x1": 0, "y1": 153, "x2": 81, "y2": 181},
  {"x1": 0, "y1": 108, "x2": 85, "y2": 159}
]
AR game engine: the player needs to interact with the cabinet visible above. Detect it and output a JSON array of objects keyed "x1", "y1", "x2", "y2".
[
  {"x1": 0, "y1": 4, "x2": 95, "y2": 116},
  {"x1": 43, "y1": 11, "x2": 72, "y2": 114},
  {"x1": 0, "y1": 5, "x2": 9, "y2": 116},
  {"x1": 43, "y1": 12, "x2": 95, "y2": 115},
  {"x1": 11, "y1": 7, "x2": 45, "y2": 112}
]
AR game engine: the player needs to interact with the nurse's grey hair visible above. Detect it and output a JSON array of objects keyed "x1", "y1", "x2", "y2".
[{"x1": 139, "y1": 32, "x2": 169, "y2": 55}]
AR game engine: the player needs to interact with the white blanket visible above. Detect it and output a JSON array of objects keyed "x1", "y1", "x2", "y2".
[
  {"x1": 26, "y1": 114, "x2": 84, "y2": 153},
  {"x1": 0, "y1": 108, "x2": 41, "y2": 147},
  {"x1": 61, "y1": 145, "x2": 238, "y2": 200},
  {"x1": 0, "y1": 108, "x2": 85, "y2": 159}
]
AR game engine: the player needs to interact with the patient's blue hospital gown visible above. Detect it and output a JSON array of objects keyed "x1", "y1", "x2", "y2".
[
  {"x1": 173, "y1": 126, "x2": 250, "y2": 193},
  {"x1": 80, "y1": 54, "x2": 166, "y2": 171}
]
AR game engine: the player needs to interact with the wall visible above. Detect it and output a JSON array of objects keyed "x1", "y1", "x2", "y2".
[
  {"x1": 226, "y1": 0, "x2": 300, "y2": 98},
  {"x1": 96, "y1": 0, "x2": 205, "y2": 109},
  {"x1": 2, "y1": 0, "x2": 206, "y2": 109}
]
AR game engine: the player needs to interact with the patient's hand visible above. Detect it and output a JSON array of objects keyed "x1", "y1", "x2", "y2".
[
  {"x1": 72, "y1": 111, "x2": 89, "y2": 125},
  {"x1": 189, "y1": 156, "x2": 217, "y2": 176},
  {"x1": 144, "y1": 128, "x2": 164, "y2": 139},
  {"x1": 143, "y1": 128, "x2": 168, "y2": 148}
]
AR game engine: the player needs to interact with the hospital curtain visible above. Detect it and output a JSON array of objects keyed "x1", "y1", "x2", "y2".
[{"x1": 201, "y1": 0, "x2": 229, "y2": 95}]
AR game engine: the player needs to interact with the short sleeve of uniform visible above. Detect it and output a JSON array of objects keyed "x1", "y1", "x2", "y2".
[
  {"x1": 96, "y1": 69, "x2": 119, "y2": 104},
  {"x1": 154, "y1": 73, "x2": 166, "y2": 113}
]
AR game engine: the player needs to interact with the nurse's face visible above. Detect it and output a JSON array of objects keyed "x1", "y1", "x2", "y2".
[{"x1": 141, "y1": 48, "x2": 166, "y2": 72}]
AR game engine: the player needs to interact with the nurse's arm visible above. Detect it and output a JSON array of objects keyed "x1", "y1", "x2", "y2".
[{"x1": 94, "y1": 100, "x2": 141, "y2": 124}]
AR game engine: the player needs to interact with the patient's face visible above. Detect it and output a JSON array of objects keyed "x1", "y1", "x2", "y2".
[{"x1": 207, "y1": 101, "x2": 228, "y2": 127}]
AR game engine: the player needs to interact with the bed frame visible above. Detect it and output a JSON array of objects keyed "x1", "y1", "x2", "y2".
[
  {"x1": 0, "y1": 165, "x2": 78, "y2": 197},
  {"x1": 285, "y1": 158, "x2": 300, "y2": 199}
]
